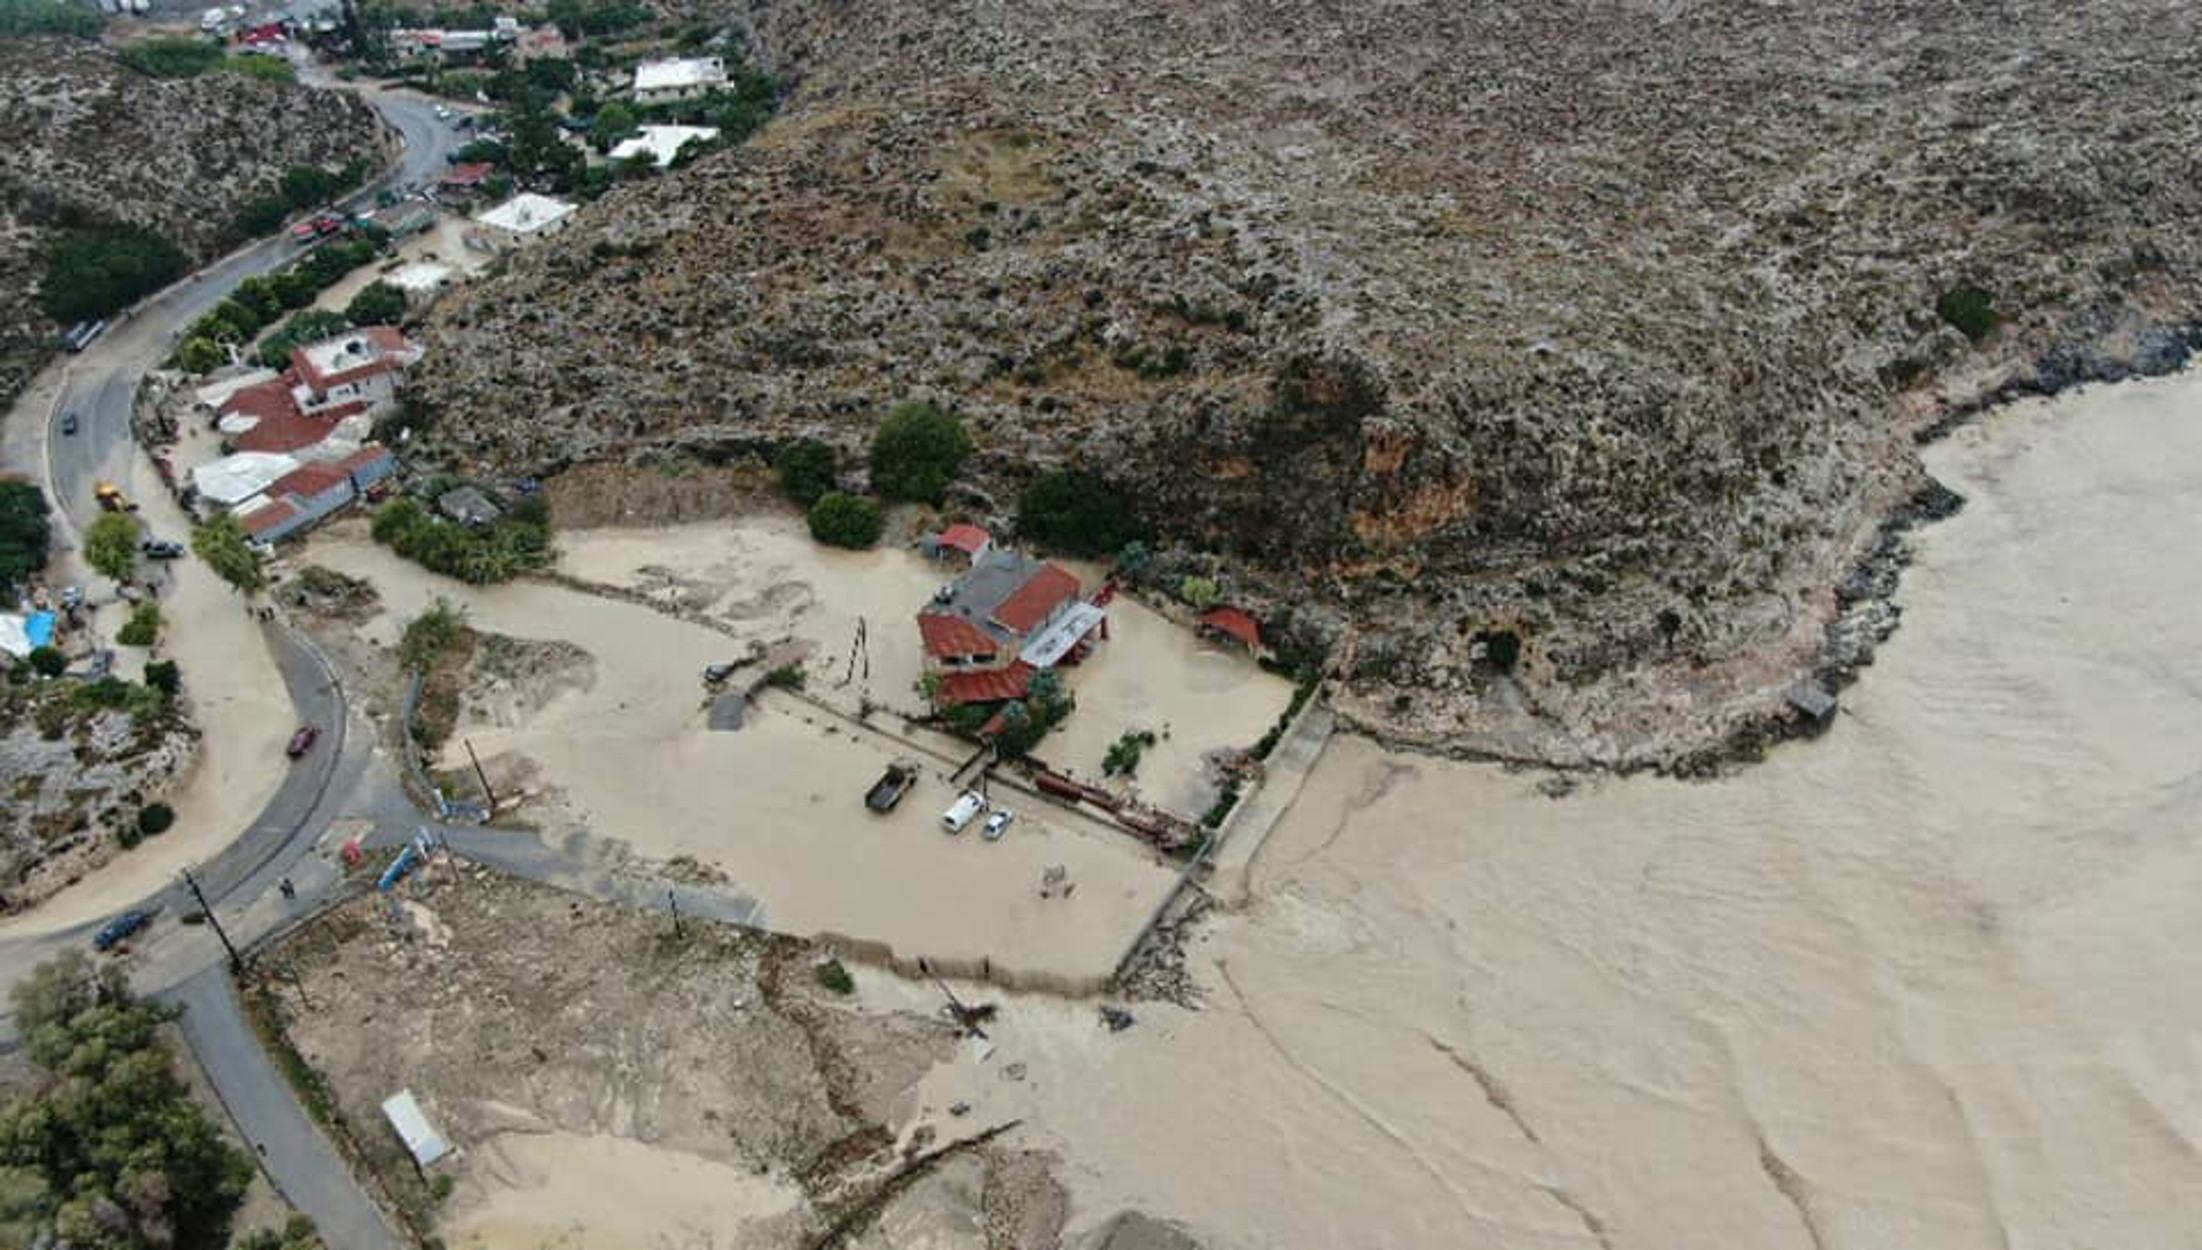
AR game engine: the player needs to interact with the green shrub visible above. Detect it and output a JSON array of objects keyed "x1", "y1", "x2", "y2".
[
  {"x1": 807, "y1": 492, "x2": 883, "y2": 549},
  {"x1": 144, "y1": 660, "x2": 181, "y2": 697},
  {"x1": 1937, "y1": 286, "x2": 1999, "y2": 342},
  {"x1": 116, "y1": 602, "x2": 161, "y2": 647},
  {"x1": 1103, "y1": 729, "x2": 1158, "y2": 776},
  {"x1": 814, "y1": 959, "x2": 854, "y2": 994},
  {"x1": 136, "y1": 803, "x2": 175, "y2": 837},
  {"x1": 38, "y1": 225, "x2": 187, "y2": 324},
  {"x1": 763, "y1": 664, "x2": 805, "y2": 691},
  {"x1": 26, "y1": 646, "x2": 65, "y2": 678},
  {"x1": 119, "y1": 36, "x2": 225, "y2": 79},
  {"x1": 345, "y1": 281, "x2": 407, "y2": 327},
  {"x1": 221, "y1": 53, "x2": 295, "y2": 83},
  {"x1": 1179, "y1": 575, "x2": 1220, "y2": 611},
  {"x1": 399, "y1": 598, "x2": 465, "y2": 670},
  {"x1": 174, "y1": 336, "x2": 225, "y2": 374},
  {"x1": 774, "y1": 439, "x2": 837, "y2": 505},
  {"x1": 371, "y1": 496, "x2": 553, "y2": 585},
  {"x1": 868, "y1": 401, "x2": 972, "y2": 505},
  {"x1": 1018, "y1": 469, "x2": 1142, "y2": 557}
]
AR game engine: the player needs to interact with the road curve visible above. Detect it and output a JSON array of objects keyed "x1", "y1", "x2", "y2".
[{"x1": 1, "y1": 82, "x2": 461, "y2": 1250}]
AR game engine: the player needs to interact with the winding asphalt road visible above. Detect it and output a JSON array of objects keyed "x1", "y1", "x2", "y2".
[{"x1": 1, "y1": 79, "x2": 464, "y2": 1250}]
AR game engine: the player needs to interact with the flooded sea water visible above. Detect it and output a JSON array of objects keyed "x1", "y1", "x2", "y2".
[{"x1": 907, "y1": 370, "x2": 2202, "y2": 1249}]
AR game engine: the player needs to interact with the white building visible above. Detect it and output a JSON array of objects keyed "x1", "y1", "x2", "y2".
[
  {"x1": 473, "y1": 193, "x2": 577, "y2": 245},
  {"x1": 633, "y1": 57, "x2": 726, "y2": 105},
  {"x1": 290, "y1": 327, "x2": 423, "y2": 417},
  {"x1": 609, "y1": 124, "x2": 721, "y2": 169}
]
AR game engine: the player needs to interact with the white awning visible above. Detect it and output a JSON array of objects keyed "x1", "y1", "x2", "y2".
[
  {"x1": 380, "y1": 1090, "x2": 451, "y2": 1167},
  {"x1": 1019, "y1": 600, "x2": 1106, "y2": 669}
]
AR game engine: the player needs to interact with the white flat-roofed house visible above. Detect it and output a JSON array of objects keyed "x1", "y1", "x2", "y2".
[
  {"x1": 472, "y1": 193, "x2": 578, "y2": 249},
  {"x1": 633, "y1": 56, "x2": 726, "y2": 104},
  {"x1": 609, "y1": 124, "x2": 720, "y2": 169}
]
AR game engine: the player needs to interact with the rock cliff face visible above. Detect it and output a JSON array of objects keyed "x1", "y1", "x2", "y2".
[
  {"x1": 408, "y1": 0, "x2": 2202, "y2": 767},
  {"x1": 0, "y1": 37, "x2": 385, "y2": 400}
]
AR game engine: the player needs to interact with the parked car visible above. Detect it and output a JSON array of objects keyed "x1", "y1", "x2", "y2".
[
  {"x1": 59, "y1": 412, "x2": 77, "y2": 435},
  {"x1": 92, "y1": 908, "x2": 156, "y2": 952},
  {"x1": 941, "y1": 790, "x2": 988, "y2": 834},
  {"x1": 982, "y1": 809, "x2": 1016, "y2": 841},
  {"x1": 433, "y1": 104, "x2": 453, "y2": 120},
  {"x1": 286, "y1": 724, "x2": 320, "y2": 759},
  {"x1": 140, "y1": 539, "x2": 185, "y2": 560},
  {"x1": 289, "y1": 219, "x2": 320, "y2": 244}
]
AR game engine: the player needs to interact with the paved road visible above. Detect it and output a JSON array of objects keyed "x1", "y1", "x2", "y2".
[
  {"x1": 0, "y1": 81, "x2": 462, "y2": 1250},
  {"x1": 167, "y1": 966, "x2": 397, "y2": 1250},
  {"x1": 45, "y1": 84, "x2": 459, "y2": 539}
]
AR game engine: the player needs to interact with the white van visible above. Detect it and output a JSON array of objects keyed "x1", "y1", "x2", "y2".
[{"x1": 941, "y1": 791, "x2": 988, "y2": 834}]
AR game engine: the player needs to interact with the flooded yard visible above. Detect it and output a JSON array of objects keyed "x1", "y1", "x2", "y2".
[{"x1": 309, "y1": 529, "x2": 1180, "y2": 984}]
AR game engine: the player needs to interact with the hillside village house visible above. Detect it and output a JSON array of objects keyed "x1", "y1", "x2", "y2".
[
  {"x1": 633, "y1": 56, "x2": 726, "y2": 104},
  {"x1": 292, "y1": 328, "x2": 421, "y2": 416},
  {"x1": 194, "y1": 328, "x2": 420, "y2": 508},
  {"x1": 472, "y1": 193, "x2": 576, "y2": 249},
  {"x1": 917, "y1": 529, "x2": 1108, "y2": 707},
  {"x1": 610, "y1": 124, "x2": 720, "y2": 169}
]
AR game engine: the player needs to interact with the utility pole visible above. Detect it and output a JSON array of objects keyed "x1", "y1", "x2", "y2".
[
  {"x1": 181, "y1": 866, "x2": 243, "y2": 973},
  {"x1": 667, "y1": 889, "x2": 684, "y2": 939},
  {"x1": 464, "y1": 738, "x2": 497, "y2": 815}
]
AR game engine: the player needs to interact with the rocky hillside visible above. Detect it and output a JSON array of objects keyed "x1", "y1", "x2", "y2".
[
  {"x1": 0, "y1": 674, "x2": 194, "y2": 915},
  {"x1": 408, "y1": 0, "x2": 2202, "y2": 767},
  {"x1": 0, "y1": 36, "x2": 386, "y2": 401}
]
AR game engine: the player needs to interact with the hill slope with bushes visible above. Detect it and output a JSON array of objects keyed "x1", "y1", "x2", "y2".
[
  {"x1": 404, "y1": 0, "x2": 2202, "y2": 767},
  {"x1": 0, "y1": 36, "x2": 385, "y2": 402}
]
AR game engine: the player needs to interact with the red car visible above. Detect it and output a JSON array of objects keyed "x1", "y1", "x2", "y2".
[{"x1": 286, "y1": 725, "x2": 320, "y2": 759}]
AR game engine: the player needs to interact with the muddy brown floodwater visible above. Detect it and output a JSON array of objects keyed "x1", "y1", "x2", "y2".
[{"x1": 896, "y1": 371, "x2": 2202, "y2": 1249}]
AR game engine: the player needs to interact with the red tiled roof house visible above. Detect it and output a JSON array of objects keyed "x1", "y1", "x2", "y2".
[{"x1": 918, "y1": 548, "x2": 1108, "y2": 707}]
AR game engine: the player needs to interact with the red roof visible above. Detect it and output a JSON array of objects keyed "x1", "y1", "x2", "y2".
[
  {"x1": 440, "y1": 161, "x2": 495, "y2": 187},
  {"x1": 219, "y1": 378, "x2": 299, "y2": 425},
  {"x1": 937, "y1": 524, "x2": 990, "y2": 555},
  {"x1": 938, "y1": 661, "x2": 1034, "y2": 708},
  {"x1": 1201, "y1": 607, "x2": 1262, "y2": 649},
  {"x1": 236, "y1": 409, "x2": 333, "y2": 455},
  {"x1": 991, "y1": 563, "x2": 1080, "y2": 634},
  {"x1": 917, "y1": 612, "x2": 999, "y2": 660},
  {"x1": 272, "y1": 462, "x2": 350, "y2": 500},
  {"x1": 240, "y1": 498, "x2": 300, "y2": 536},
  {"x1": 334, "y1": 443, "x2": 394, "y2": 474}
]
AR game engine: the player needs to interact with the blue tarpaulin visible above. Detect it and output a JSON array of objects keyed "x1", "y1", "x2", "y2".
[{"x1": 24, "y1": 612, "x2": 54, "y2": 648}]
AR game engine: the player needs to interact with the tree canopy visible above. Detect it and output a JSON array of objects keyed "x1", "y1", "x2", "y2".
[
  {"x1": 868, "y1": 402, "x2": 972, "y2": 505},
  {"x1": 191, "y1": 513, "x2": 265, "y2": 594},
  {"x1": 807, "y1": 492, "x2": 883, "y2": 549},
  {"x1": 0, "y1": 0, "x2": 101, "y2": 36},
  {"x1": 344, "y1": 281, "x2": 406, "y2": 327},
  {"x1": 0, "y1": 953, "x2": 255, "y2": 1250},
  {"x1": 39, "y1": 226, "x2": 187, "y2": 325},
  {"x1": 0, "y1": 481, "x2": 51, "y2": 596},
  {"x1": 117, "y1": 36, "x2": 225, "y2": 78},
  {"x1": 82, "y1": 513, "x2": 139, "y2": 584},
  {"x1": 774, "y1": 439, "x2": 836, "y2": 506},
  {"x1": 1017, "y1": 469, "x2": 1143, "y2": 557}
]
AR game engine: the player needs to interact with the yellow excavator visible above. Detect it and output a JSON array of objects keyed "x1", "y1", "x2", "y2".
[{"x1": 93, "y1": 481, "x2": 137, "y2": 513}]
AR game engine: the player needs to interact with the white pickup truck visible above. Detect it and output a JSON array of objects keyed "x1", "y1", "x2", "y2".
[{"x1": 941, "y1": 791, "x2": 988, "y2": 834}]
